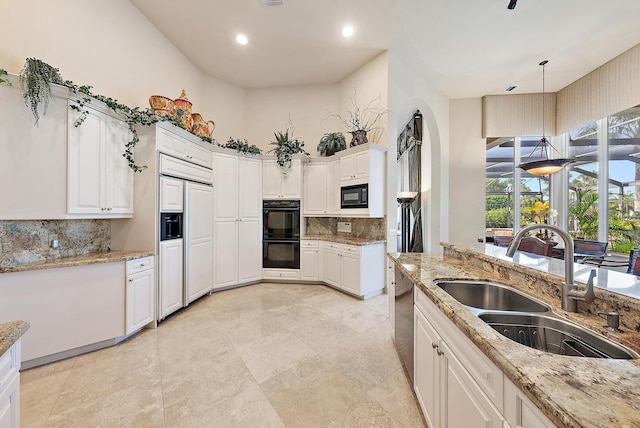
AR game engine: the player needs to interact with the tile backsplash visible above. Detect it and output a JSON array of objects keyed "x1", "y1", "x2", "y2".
[
  {"x1": 306, "y1": 217, "x2": 386, "y2": 240},
  {"x1": 0, "y1": 220, "x2": 110, "y2": 267}
]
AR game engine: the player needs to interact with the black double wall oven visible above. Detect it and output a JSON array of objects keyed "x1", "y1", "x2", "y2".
[{"x1": 263, "y1": 200, "x2": 300, "y2": 269}]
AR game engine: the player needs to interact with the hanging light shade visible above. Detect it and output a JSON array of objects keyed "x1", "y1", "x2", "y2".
[{"x1": 517, "y1": 61, "x2": 575, "y2": 176}]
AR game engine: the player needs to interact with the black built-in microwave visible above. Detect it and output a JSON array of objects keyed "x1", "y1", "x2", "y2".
[{"x1": 341, "y1": 183, "x2": 368, "y2": 209}]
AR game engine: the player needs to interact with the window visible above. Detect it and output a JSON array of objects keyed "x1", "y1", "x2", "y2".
[{"x1": 568, "y1": 122, "x2": 598, "y2": 239}]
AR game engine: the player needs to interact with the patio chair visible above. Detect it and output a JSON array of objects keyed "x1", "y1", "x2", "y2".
[
  {"x1": 573, "y1": 239, "x2": 608, "y2": 266},
  {"x1": 517, "y1": 237, "x2": 552, "y2": 257},
  {"x1": 493, "y1": 236, "x2": 513, "y2": 247}
]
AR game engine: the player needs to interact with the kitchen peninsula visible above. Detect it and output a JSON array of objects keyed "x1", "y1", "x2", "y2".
[{"x1": 389, "y1": 242, "x2": 640, "y2": 428}]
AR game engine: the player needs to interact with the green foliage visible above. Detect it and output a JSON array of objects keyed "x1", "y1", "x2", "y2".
[
  {"x1": 486, "y1": 194, "x2": 509, "y2": 211},
  {"x1": 317, "y1": 132, "x2": 346, "y2": 156},
  {"x1": 267, "y1": 128, "x2": 309, "y2": 172},
  {"x1": 568, "y1": 189, "x2": 599, "y2": 239},
  {"x1": 19, "y1": 58, "x2": 67, "y2": 126},
  {"x1": 221, "y1": 137, "x2": 262, "y2": 155},
  {"x1": 17, "y1": 58, "x2": 216, "y2": 172},
  {"x1": 0, "y1": 69, "x2": 11, "y2": 86},
  {"x1": 486, "y1": 208, "x2": 509, "y2": 228}
]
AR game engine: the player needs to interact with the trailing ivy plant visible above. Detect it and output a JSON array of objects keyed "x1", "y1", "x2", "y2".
[
  {"x1": 221, "y1": 137, "x2": 262, "y2": 155},
  {"x1": 0, "y1": 69, "x2": 11, "y2": 86},
  {"x1": 267, "y1": 124, "x2": 309, "y2": 172},
  {"x1": 17, "y1": 58, "x2": 215, "y2": 172}
]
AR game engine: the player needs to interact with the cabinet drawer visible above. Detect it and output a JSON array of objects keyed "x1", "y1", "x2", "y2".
[
  {"x1": 262, "y1": 269, "x2": 301, "y2": 280},
  {"x1": 324, "y1": 242, "x2": 342, "y2": 252},
  {"x1": 301, "y1": 240, "x2": 319, "y2": 248},
  {"x1": 126, "y1": 256, "x2": 154, "y2": 275},
  {"x1": 157, "y1": 127, "x2": 188, "y2": 157},
  {"x1": 341, "y1": 244, "x2": 360, "y2": 255}
]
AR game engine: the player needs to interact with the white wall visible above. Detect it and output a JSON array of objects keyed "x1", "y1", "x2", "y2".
[
  {"x1": 244, "y1": 85, "x2": 340, "y2": 155},
  {"x1": 449, "y1": 99, "x2": 486, "y2": 244},
  {"x1": 0, "y1": 0, "x2": 245, "y2": 140},
  {"x1": 338, "y1": 51, "x2": 389, "y2": 147}
]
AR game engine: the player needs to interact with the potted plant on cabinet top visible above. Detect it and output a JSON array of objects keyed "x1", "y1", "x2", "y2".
[
  {"x1": 327, "y1": 89, "x2": 388, "y2": 147},
  {"x1": 317, "y1": 132, "x2": 346, "y2": 156},
  {"x1": 267, "y1": 125, "x2": 310, "y2": 173}
]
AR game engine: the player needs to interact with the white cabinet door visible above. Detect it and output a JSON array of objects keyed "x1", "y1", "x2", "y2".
[
  {"x1": 214, "y1": 153, "x2": 239, "y2": 221},
  {"x1": 213, "y1": 221, "x2": 239, "y2": 288},
  {"x1": 442, "y1": 341, "x2": 504, "y2": 428},
  {"x1": 126, "y1": 268, "x2": 154, "y2": 334},
  {"x1": 388, "y1": 262, "x2": 395, "y2": 337},
  {"x1": 187, "y1": 141, "x2": 213, "y2": 167},
  {"x1": 415, "y1": 307, "x2": 440, "y2": 428},
  {"x1": 0, "y1": 371, "x2": 19, "y2": 428},
  {"x1": 281, "y1": 159, "x2": 302, "y2": 199},
  {"x1": 303, "y1": 162, "x2": 328, "y2": 215},
  {"x1": 300, "y1": 241, "x2": 320, "y2": 281},
  {"x1": 239, "y1": 157, "x2": 262, "y2": 220},
  {"x1": 238, "y1": 219, "x2": 262, "y2": 283},
  {"x1": 68, "y1": 107, "x2": 103, "y2": 213},
  {"x1": 340, "y1": 151, "x2": 370, "y2": 182},
  {"x1": 105, "y1": 115, "x2": 134, "y2": 214},
  {"x1": 341, "y1": 252, "x2": 360, "y2": 294},
  {"x1": 160, "y1": 176, "x2": 184, "y2": 212},
  {"x1": 185, "y1": 182, "x2": 213, "y2": 303},
  {"x1": 159, "y1": 239, "x2": 183, "y2": 319},
  {"x1": 262, "y1": 160, "x2": 283, "y2": 199},
  {"x1": 323, "y1": 250, "x2": 341, "y2": 287},
  {"x1": 504, "y1": 378, "x2": 555, "y2": 428},
  {"x1": 328, "y1": 160, "x2": 341, "y2": 215}
]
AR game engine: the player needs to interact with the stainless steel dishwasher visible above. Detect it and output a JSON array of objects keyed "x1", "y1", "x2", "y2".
[{"x1": 394, "y1": 268, "x2": 414, "y2": 382}]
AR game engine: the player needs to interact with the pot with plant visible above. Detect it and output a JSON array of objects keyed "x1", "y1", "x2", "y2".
[
  {"x1": 267, "y1": 124, "x2": 310, "y2": 172},
  {"x1": 317, "y1": 132, "x2": 346, "y2": 156},
  {"x1": 327, "y1": 89, "x2": 388, "y2": 147}
]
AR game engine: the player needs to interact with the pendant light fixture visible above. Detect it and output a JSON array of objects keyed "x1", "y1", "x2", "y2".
[{"x1": 516, "y1": 60, "x2": 575, "y2": 176}]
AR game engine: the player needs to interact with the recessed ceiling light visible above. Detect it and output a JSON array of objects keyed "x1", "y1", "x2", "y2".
[
  {"x1": 505, "y1": 85, "x2": 517, "y2": 92},
  {"x1": 341, "y1": 26, "x2": 354, "y2": 38},
  {"x1": 236, "y1": 34, "x2": 248, "y2": 45}
]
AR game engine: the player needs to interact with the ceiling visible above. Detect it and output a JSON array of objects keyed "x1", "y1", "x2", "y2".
[{"x1": 130, "y1": 0, "x2": 640, "y2": 98}]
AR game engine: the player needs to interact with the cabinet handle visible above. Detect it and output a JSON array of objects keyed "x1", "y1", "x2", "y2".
[
  {"x1": 432, "y1": 343, "x2": 438, "y2": 349},
  {"x1": 437, "y1": 348, "x2": 444, "y2": 356},
  {"x1": 128, "y1": 278, "x2": 133, "y2": 282},
  {"x1": 140, "y1": 263, "x2": 145, "y2": 267}
]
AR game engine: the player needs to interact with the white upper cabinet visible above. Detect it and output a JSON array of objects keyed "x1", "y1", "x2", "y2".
[
  {"x1": 303, "y1": 160, "x2": 329, "y2": 216},
  {"x1": 156, "y1": 125, "x2": 212, "y2": 168},
  {"x1": 340, "y1": 150, "x2": 370, "y2": 183},
  {"x1": 263, "y1": 159, "x2": 302, "y2": 199},
  {"x1": 67, "y1": 103, "x2": 134, "y2": 217}
]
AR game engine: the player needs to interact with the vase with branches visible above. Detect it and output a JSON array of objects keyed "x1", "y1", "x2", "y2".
[{"x1": 326, "y1": 89, "x2": 388, "y2": 147}]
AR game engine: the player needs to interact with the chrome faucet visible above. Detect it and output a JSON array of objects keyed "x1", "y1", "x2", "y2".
[{"x1": 505, "y1": 224, "x2": 595, "y2": 312}]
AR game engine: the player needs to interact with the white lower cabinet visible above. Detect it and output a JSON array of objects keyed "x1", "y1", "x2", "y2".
[
  {"x1": 0, "y1": 341, "x2": 20, "y2": 428},
  {"x1": 321, "y1": 242, "x2": 384, "y2": 298},
  {"x1": 413, "y1": 285, "x2": 554, "y2": 428},
  {"x1": 504, "y1": 378, "x2": 556, "y2": 428},
  {"x1": 300, "y1": 240, "x2": 320, "y2": 281},
  {"x1": 414, "y1": 304, "x2": 504, "y2": 428},
  {"x1": 387, "y1": 261, "x2": 395, "y2": 338},
  {"x1": 159, "y1": 239, "x2": 184, "y2": 320},
  {"x1": 125, "y1": 256, "x2": 155, "y2": 335}
]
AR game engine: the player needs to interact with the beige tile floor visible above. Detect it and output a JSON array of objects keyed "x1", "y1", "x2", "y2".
[{"x1": 20, "y1": 282, "x2": 426, "y2": 428}]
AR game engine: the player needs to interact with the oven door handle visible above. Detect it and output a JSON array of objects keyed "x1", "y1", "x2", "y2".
[{"x1": 263, "y1": 239, "x2": 300, "y2": 243}]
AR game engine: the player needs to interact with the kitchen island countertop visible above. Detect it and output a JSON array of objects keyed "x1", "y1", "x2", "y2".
[{"x1": 390, "y1": 245, "x2": 640, "y2": 428}]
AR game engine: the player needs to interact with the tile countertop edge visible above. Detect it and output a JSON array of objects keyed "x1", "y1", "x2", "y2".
[
  {"x1": 302, "y1": 235, "x2": 386, "y2": 246},
  {"x1": 388, "y1": 251, "x2": 640, "y2": 428},
  {"x1": 0, "y1": 251, "x2": 154, "y2": 274},
  {"x1": 0, "y1": 320, "x2": 29, "y2": 356}
]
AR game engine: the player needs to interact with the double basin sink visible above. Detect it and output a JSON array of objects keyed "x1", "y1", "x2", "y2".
[{"x1": 434, "y1": 279, "x2": 638, "y2": 360}]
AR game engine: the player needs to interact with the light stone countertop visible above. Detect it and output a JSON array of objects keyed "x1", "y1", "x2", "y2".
[
  {"x1": 389, "y1": 245, "x2": 640, "y2": 428},
  {"x1": 0, "y1": 320, "x2": 29, "y2": 356},
  {"x1": 302, "y1": 234, "x2": 385, "y2": 246},
  {"x1": 0, "y1": 250, "x2": 154, "y2": 274}
]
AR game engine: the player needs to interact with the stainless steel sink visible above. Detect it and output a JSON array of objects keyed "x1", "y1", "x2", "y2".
[
  {"x1": 479, "y1": 312, "x2": 639, "y2": 359},
  {"x1": 434, "y1": 280, "x2": 551, "y2": 313}
]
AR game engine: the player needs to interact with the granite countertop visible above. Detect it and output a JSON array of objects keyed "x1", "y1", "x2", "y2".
[
  {"x1": 389, "y1": 247, "x2": 640, "y2": 427},
  {"x1": 0, "y1": 250, "x2": 154, "y2": 274},
  {"x1": 302, "y1": 234, "x2": 385, "y2": 246},
  {"x1": 0, "y1": 320, "x2": 29, "y2": 356}
]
